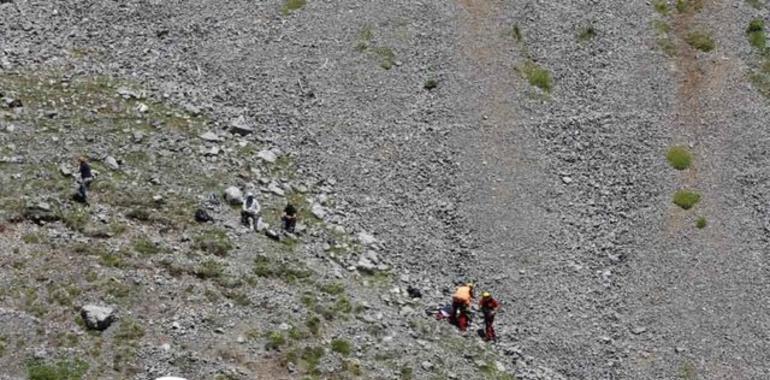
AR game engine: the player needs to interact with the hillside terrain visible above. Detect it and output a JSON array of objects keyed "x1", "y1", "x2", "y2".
[{"x1": 1, "y1": 1, "x2": 770, "y2": 379}]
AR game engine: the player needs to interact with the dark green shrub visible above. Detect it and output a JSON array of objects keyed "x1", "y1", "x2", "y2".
[
  {"x1": 673, "y1": 190, "x2": 701, "y2": 210},
  {"x1": 331, "y1": 339, "x2": 352, "y2": 356},
  {"x1": 686, "y1": 30, "x2": 715, "y2": 52},
  {"x1": 666, "y1": 146, "x2": 693, "y2": 170}
]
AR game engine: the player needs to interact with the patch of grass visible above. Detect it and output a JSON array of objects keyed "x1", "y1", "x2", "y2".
[
  {"x1": 281, "y1": 0, "x2": 306, "y2": 15},
  {"x1": 676, "y1": 0, "x2": 704, "y2": 13},
  {"x1": 685, "y1": 30, "x2": 716, "y2": 52},
  {"x1": 320, "y1": 282, "x2": 345, "y2": 295},
  {"x1": 680, "y1": 361, "x2": 697, "y2": 380},
  {"x1": 653, "y1": 0, "x2": 669, "y2": 14},
  {"x1": 0, "y1": 335, "x2": 7, "y2": 357},
  {"x1": 400, "y1": 367, "x2": 414, "y2": 380},
  {"x1": 27, "y1": 359, "x2": 88, "y2": 380},
  {"x1": 253, "y1": 256, "x2": 312, "y2": 283},
  {"x1": 331, "y1": 339, "x2": 352, "y2": 356},
  {"x1": 195, "y1": 259, "x2": 225, "y2": 280},
  {"x1": 577, "y1": 25, "x2": 597, "y2": 42},
  {"x1": 747, "y1": 19, "x2": 766, "y2": 50},
  {"x1": 265, "y1": 331, "x2": 286, "y2": 350},
  {"x1": 673, "y1": 190, "x2": 701, "y2": 210},
  {"x1": 511, "y1": 24, "x2": 523, "y2": 42},
  {"x1": 355, "y1": 24, "x2": 374, "y2": 52},
  {"x1": 193, "y1": 229, "x2": 233, "y2": 256},
  {"x1": 372, "y1": 47, "x2": 396, "y2": 70},
  {"x1": 666, "y1": 146, "x2": 693, "y2": 170},
  {"x1": 696, "y1": 216, "x2": 707, "y2": 229},
  {"x1": 423, "y1": 79, "x2": 438, "y2": 90},
  {"x1": 750, "y1": 68, "x2": 770, "y2": 98},
  {"x1": 132, "y1": 238, "x2": 162, "y2": 256},
  {"x1": 746, "y1": 0, "x2": 764, "y2": 9},
  {"x1": 22, "y1": 232, "x2": 43, "y2": 244},
  {"x1": 99, "y1": 250, "x2": 126, "y2": 268},
  {"x1": 306, "y1": 315, "x2": 322, "y2": 336},
  {"x1": 125, "y1": 207, "x2": 151, "y2": 222},
  {"x1": 300, "y1": 346, "x2": 325, "y2": 373},
  {"x1": 115, "y1": 317, "x2": 145, "y2": 342},
  {"x1": 61, "y1": 208, "x2": 89, "y2": 232},
  {"x1": 520, "y1": 61, "x2": 552, "y2": 92},
  {"x1": 653, "y1": 20, "x2": 677, "y2": 56}
]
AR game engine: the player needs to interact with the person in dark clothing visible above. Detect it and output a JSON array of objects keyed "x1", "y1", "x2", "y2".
[
  {"x1": 479, "y1": 292, "x2": 500, "y2": 342},
  {"x1": 282, "y1": 203, "x2": 298, "y2": 233},
  {"x1": 75, "y1": 156, "x2": 94, "y2": 202}
]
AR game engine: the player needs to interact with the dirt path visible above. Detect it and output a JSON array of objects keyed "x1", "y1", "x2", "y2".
[{"x1": 620, "y1": 2, "x2": 770, "y2": 378}]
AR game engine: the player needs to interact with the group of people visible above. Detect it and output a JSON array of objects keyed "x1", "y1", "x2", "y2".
[
  {"x1": 71, "y1": 156, "x2": 300, "y2": 234},
  {"x1": 240, "y1": 191, "x2": 298, "y2": 234},
  {"x1": 448, "y1": 283, "x2": 500, "y2": 342}
]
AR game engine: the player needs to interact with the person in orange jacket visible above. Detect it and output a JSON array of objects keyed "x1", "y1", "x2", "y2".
[
  {"x1": 450, "y1": 283, "x2": 475, "y2": 332},
  {"x1": 479, "y1": 291, "x2": 500, "y2": 342}
]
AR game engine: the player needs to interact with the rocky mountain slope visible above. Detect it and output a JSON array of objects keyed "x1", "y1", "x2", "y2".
[{"x1": 2, "y1": 0, "x2": 770, "y2": 379}]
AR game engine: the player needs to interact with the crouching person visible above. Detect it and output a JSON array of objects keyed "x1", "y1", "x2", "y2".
[{"x1": 241, "y1": 193, "x2": 261, "y2": 231}]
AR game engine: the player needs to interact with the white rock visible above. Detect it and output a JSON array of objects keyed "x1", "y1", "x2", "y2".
[
  {"x1": 104, "y1": 156, "x2": 119, "y2": 170},
  {"x1": 80, "y1": 304, "x2": 115, "y2": 331},
  {"x1": 223, "y1": 186, "x2": 243, "y2": 205},
  {"x1": 229, "y1": 115, "x2": 255, "y2": 136},
  {"x1": 136, "y1": 103, "x2": 149, "y2": 113},
  {"x1": 268, "y1": 182, "x2": 285, "y2": 196},
  {"x1": 311, "y1": 203, "x2": 327, "y2": 219},
  {"x1": 199, "y1": 131, "x2": 221, "y2": 142},
  {"x1": 257, "y1": 149, "x2": 277, "y2": 163},
  {"x1": 561, "y1": 176, "x2": 573, "y2": 184},
  {"x1": 357, "y1": 231, "x2": 378, "y2": 246}
]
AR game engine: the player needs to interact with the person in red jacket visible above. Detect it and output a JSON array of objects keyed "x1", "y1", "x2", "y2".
[{"x1": 479, "y1": 292, "x2": 500, "y2": 342}]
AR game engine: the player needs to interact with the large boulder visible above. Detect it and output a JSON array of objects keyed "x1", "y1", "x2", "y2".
[
  {"x1": 80, "y1": 304, "x2": 115, "y2": 331},
  {"x1": 223, "y1": 186, "x2": 243, "y2": 205}
]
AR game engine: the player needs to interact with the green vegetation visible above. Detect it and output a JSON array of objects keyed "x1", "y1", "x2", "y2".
[
  {"x1": 511, "y1": 24, "x2": 523, "y2": 42},
  {"x1": 27, "y1": 359, "x2": 88, "y2": 380},
  {"x1": 653, "y1": 20, "x2": 677, "y2": 56},
  {"x1": 193, "y1": 229, "x2": 233, "y2": 256},
  {"x1": 265, "y1": 331, "x2": 286, "y2": 350},
  {"x1": 747, "y1": 19, "x2": 766, "y2": 50},
  {"x1": 331, "y1": 339, "x2": 352, "y2": 356},
  {"x1": 746, "y1": 0, "x2": 764, "y2": 9},
  {"x1": 320, "y1": 282, "x2": 345, "y2": 295},
  {"x1": 372, "y1": 47, "x2": 396, "y2": 70},
  {"x1": 0, "y1": 335, "x2": 7, "y2": 356},
  {"x1": 115, "y1": 317, "x2": 145, "y2": 342},
  {"x1": 685, "y1": 30, "x2": 715, "y2": 52},
  {"x1": 355, "y1": 24, "x2": 374, "y2": 52},
  {"x1": 680, "y1": 361, "x2": 697, "y2": 379},
  {"x1": 750, "y1": 60, "x2": 770, "y2": 98},
  {"x1": 676, "y1": 0, "x2": 704, "y2": 13},
  {"x1": 281, "y1": 0, "x2": 306, "y2": 15},
  {"x1": 424, "y1": 79, "x2": 438, "y2": 90},
  {"x1": 22, "y1": 232, "x2": 43, "y2": 244},
  {"x1": 696, "y1": 216, "x2": 707, "y2": 229},
  {"x1": 61, "y1": 207, "x2": 89, "y2": 232},
  {"x1": 653, "y1": 0, "x2": 669, "y2": 14},
  {"x1": 520, "y1": 61, "x2": 552, "y2": 92},
  {"x1": 300, "y1": 346, "x2": 325, "y2": 374},
  {"x1": 306, "y1": 315, "x2": 321, "y2": 336},
  {"x1": 673, "y1": 190, "x2": 701, "y2": 210},
  {"x1": 666, "y1": 146, "x2": 693, "y2": 170},
  {"x1": 578, "y1": 25, "x2": 597, "y2": 42},
  {"x1": 253, "y1": 255, "x2": 312, "y2": 283},
  {"x1": 400, "y1": 367, "x2": 414, "y2": 380},
  {"x1": 132, "y1": 238, "x2": 162, "y2": 256},
  {"x1": 195, "y1": 259, "x2": 225, "y2": 280}
]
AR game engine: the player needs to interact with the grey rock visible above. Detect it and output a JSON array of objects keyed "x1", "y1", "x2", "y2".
[
  {"x1": 104, "y1": 156, "x2": 119, "y2": 170},
  {"x1": 199, "y1": 131, "x2": 221, "y2": 142},
  {"x1": 268, "y1": 182, "x2": 285, "y2": 196},
  {"x1": 80, "y1": 304, "x2": 115, "y2": 331},
  {"x1": 421, "y1": 361, "x2": 434, "y2": 371},
  {"x1": 223, "y1": 186, "x2": 243, "y2": 205},
  {"x1": 311, "y1": 203, "x2": 327, "y2": 219},
  {"x1": 257, "y1": 149, "x2": 278, "y2": 163},
  {"x1": 357, "y1": 231, "x2": 378, "y2": 246},
  {"x1": 229, "y1": 115, "x2": 255, "y2": 136},
  {"x1": 116, "y1": 87, "x2": 141, "y2": 100}
]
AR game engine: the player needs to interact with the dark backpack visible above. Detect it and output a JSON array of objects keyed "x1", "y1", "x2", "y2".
[{"x1": 195, "y1": 209, "x2": 212, "y2": 223}]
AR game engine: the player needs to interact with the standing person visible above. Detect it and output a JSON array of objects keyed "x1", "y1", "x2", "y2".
[
  {"x1": 450, "y1": 283, "x2": 475, "y2": 332},
  {"x1": 241, "y1": 193, "x2": 261, "y2": 231},
  {"x1": 75, "y1": 156, "x2": 94, "y2": 203},
  {"x1": 281, "y1": 203, "x2": 298, "y2": 233},
  {"x1": 479, "y1": 292, "x2": 500, "y2": 342}
]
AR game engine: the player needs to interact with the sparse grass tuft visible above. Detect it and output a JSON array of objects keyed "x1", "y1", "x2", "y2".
[
  {"x1": 511, "y1": 24, "x2": 523, "y2": 42},
  {"x1": 27, "y1": 359, "x2": 88, "y2": 380},
  {"x1": 424, "y1": 79, "x2": 438, "y2": 90},
  {"x1": 355, "y1": 25, "x2": 374, "y2": 51},
  {"x1": 696, "y1": 216, "x2": 707, "y2": 229},
  {"x1": 331, "y1": 339, "x2": 352, "y2": 356},
  {"x1": 306, "y1": 315, "x2": 321, "y2": 336},
  {"x1": 747, "y1": 19, "x2": 766, "y2": 50},
  {"x1": 676, "y1": 0, "x2": 704, "y2": 13},
  {"x1": 320, "y1": 282, "x2": 345, "y2": 295},
  {"x1": 673, "y1": 190, "x2": 701, "y2": 210},
  {"x1": 132, "y1": 238, "x2": 162, "y2": 256},
  {"x1": 746, "y1": 0, "x2": 764, "y2": 9},
  {"x1": 685, "y1": 30, "x2": 715, "y2": 52},
  {"x1": 520, "y1": 61, "x2": 552, "y2": 92},
  {"x1": 666, "y1": 146, "x2": 693, "y2": 170},
  {"x1": 253, "y1": 256, "x2": 312, "y2": 283},
  {"x1": 578, "y1": 25, "x2": 597, "y2": 42},
  {"x1": 195, "y1": 259, "x2": 225, "y2": 280},
  {"x1": 265, "y1": 331, "x2": 286, "y2": 350},
  {"x1": 372, "y1": 47, "x2": 396, "y2": 70},
  {"x1": 193, "y1": 229, "x2": 233, "y2": 256},
  {"x1": 281, "y1": 0, "x2": 306, "y2": 15},
  {"x1": 653, "y1": 0, "x2": 669, "y2": 14}
]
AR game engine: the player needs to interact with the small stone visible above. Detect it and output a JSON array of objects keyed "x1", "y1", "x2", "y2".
[
  {"x1": 561, "y1": 176, "x2": 573, "y2": 184},
  {"x1": 136, "y1": 103, "x2": 149, "y2": 113},
  {"x1": 34, "y1": 202, "x2": 52, "y2": 212},
  {"x1": 357, "y1": 231, "x2": 378, "y2": 246},
  {"x1": 104, "y1": 156, "x2": 119, "y2": 170},
  {"x1": 421, "y1": 361, "x2": 434, "y2": 371},
  {"x1": 80, "y1": 305, "x2": 115, "y2": 331},
  {"x1": 631, "y1": 326, "x2": 647, "y2": 335},
  {"x1": 257, "y1": 149, "x2": 277, "y2": 163},
  {"x1": 204, "y1": 146, "x2": 220, "y2": 156},
  {"x1": 268, "y1": 182, "x2": 285, "y2": 196},
  {"x1": 311, "y1": 203, "x2": 327, "y2": 219},
  {"x1": 117, "y1": 87, "x2": 141, "y2": 99},
  {"x1": 132, "y1": 131, "x2": 145, "y2": 143},
  {"x1": 59, "y1": 163, "x2": 72, "y2": 177},
  {"x1": 229, "y1": 115, "x2": 255, "y2": 136},
  {"x1": 199, "y1": 132, "x2": 221, "y2": 142},
  {"x1": 223, "y1": 186, "x2": 243, "y2": 205}
]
